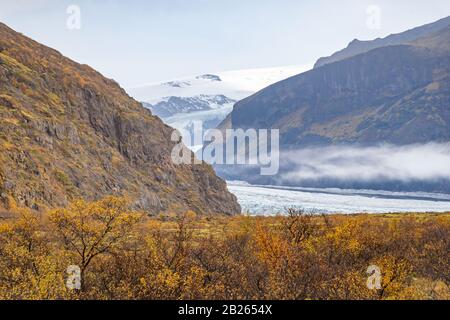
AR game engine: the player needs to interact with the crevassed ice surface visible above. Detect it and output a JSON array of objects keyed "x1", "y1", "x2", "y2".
[{"x1": 227, "y1": 181, "x2": 450, "y2": 215}]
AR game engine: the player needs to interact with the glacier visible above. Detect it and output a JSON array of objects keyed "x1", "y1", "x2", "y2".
[
  {"x1": 126, "y1": 65, "x2": 312, "y2": 148},
  {"x1": 228, "y1": 181, "x2": 450, "y2": 215}
]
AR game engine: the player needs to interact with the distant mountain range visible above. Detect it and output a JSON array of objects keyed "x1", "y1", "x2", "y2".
[{"x1": 217, "y1": 17, "x2": 450, "y2": 193}]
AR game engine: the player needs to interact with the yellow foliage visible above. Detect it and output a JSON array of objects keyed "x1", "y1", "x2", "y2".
[{"x1": 0, "y1": 199, "x2": 448, "y2": 300}]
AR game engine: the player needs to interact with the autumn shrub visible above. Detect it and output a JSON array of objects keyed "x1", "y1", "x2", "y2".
[{"x1": 0, "y1": 198, "x2": 448, "y2": 300}]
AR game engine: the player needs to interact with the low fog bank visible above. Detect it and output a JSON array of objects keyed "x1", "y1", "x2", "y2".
[
  {"x1": 214, "y1": 143, "x2": 450, "y2": 194},
  {"x1": 281, "y1": 143, "x2": 450, "y2": 183}
]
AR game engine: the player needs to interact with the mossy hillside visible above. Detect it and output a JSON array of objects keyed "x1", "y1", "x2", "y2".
[{"x1": 0, "y1": 22, "x2": 240, "y2": 215}]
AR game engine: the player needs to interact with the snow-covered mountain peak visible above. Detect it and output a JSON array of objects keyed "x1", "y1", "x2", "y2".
[
  {"x1": 196, "y1": 74, "x2": 222, "y2": 82},
  {"x1": 127, "y1": 64, "x2": 312, "y2": 103},
  {"x1": 127, "y1": 64, "x2": 313, "y2": 149},
  {"x1": 163, "y1": 80, "x2": 192, "y2": 88}
]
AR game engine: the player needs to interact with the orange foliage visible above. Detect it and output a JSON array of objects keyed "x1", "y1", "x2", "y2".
[{"x1": 0, "y1": 199, "x2": 448, "y2": 300}]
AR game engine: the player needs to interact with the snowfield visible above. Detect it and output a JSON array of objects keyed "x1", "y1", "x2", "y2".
[
  {"x1": 127, "y1": 65, "x2": 312, "y2": 148},
  {"x1": 127, "y1": 64, "x2": 313, "y2": 103},
  {"x1": 227, "y1": 181, "x2": 450, "y2": 215}
]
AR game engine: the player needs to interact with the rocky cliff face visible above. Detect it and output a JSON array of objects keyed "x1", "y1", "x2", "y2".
[{"x1": 0, "y1": 23, "x2": 240, "y2": 215}]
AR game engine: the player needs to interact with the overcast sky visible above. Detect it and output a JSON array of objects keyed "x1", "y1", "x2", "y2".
[{"x1": 1, "y1": 0, "x2": 450, "y2": 87}]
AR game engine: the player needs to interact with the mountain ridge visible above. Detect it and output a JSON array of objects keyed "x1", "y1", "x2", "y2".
[{"x1": 314, "y1": 15, "x2": 450, "y2": 68}]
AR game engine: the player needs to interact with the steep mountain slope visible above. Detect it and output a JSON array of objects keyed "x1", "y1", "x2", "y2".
[
  {"x1": 0, "y1": 22, "x2": 240, "y2": 215},
  {"x1": 226, "y1": 26, "x2": 450, "y2": 148},
  {"x1": 218, "y1": 23, "x2": 450, "y2": 192},
  {"x1": 314, "y1": 15, "x2": 450, "y2": 68}
]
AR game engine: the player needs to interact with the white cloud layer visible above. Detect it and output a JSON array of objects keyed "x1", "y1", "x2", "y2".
[{"x1": 281, "y1": 143, "x2": 450, "y2": 182}]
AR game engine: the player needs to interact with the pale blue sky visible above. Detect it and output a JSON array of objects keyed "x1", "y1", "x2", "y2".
[{"x1": 1, "y1": 0, "x2": 450, "y2": 87}]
